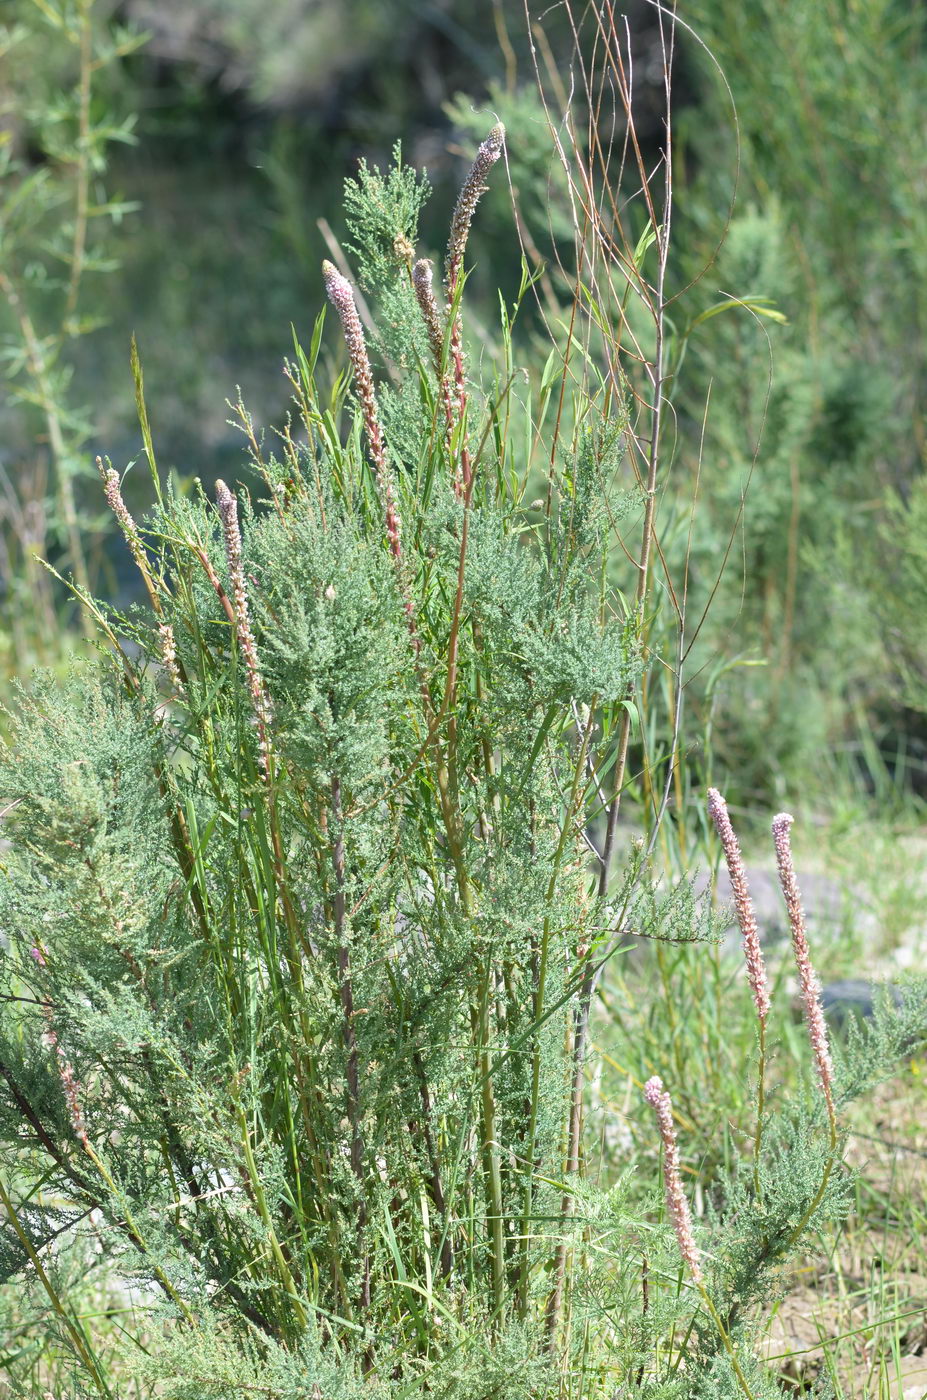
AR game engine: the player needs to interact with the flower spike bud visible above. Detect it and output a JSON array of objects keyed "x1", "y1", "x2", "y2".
[
  {"x1": 157, "y1": 622, "x2": 184, "y2": 697},
  {"x1": 322, "y1": 260, "x2": 403, "y2": 559},
  {"x1": 772, "y1": 813, "x2": 835, "y2": 1113},
  {"x1": 39, "y1": 1001, "x2": 90, "y2": 1150},
  {"x1": 98, "y1": 455, "x2": 160, "y2": 605},
  {"x1": 98, "y1": 455, "x2": 145, "y2": 571},
  {"x1": 707, "y1": 788, "x2": 770, "y2": 1023},
  {"x1": 412, "y1": 258, "x2": 445, "y2": 373},
  {"x1": 413, "y1": 256, "x2": 461, "y2": 477},
  {"x1": 442, "y1": 126, "x2": 504, "y2": 496},
  {"x1": 322, "y1": 261, "x2": 385, "y2": 475},
  {"x1": 445, "y1": 124, "x2": 505, "y2": 294},
  {"x1": 216, "y1": 480, "x2": 274, "y2": 776},
  {"x1": 98, "y1": 455, "x2": 182, "y2": 692},
  {"x1": 644, "y1": 1076, "x2": 702, "y2": 1283}
]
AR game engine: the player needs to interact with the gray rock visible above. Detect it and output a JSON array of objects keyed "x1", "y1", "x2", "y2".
[
  {"x1": 694, "y1": 864, "x2": 878, "y2": 955},
  {"x1": 818, "y1": 978, "x2": 903, "y2": 1026}
]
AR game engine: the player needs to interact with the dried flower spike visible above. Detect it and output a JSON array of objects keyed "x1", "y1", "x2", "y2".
[
  {"x1": 322, "y1": 259, "x2": 403, "y2": 560},
  {"x1": 644, "y1": 1076, "x2": 702, "y2": 1283},
  {"x1": 772, "y1": 813, "x2": 835, "y2": 1113},
  {"x1": 707, "y1": 787, "x2": 770, "y2": 1023},
  {"x1": 56, "y1": 1045, "x2": 90, "y2": 1149},
  {"x1": 216, "y1": 480, "x2": 274, "y2": 776}
]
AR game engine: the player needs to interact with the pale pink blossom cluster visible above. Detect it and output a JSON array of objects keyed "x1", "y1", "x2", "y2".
[
  {"x1": 322, "y1": 260, "x2": 403, "y2": 561},
  {"x1": 707, "y1": 787, "x2": 771, "y2": 1022},
  {"x1": 772, "y1": 812, "x2": 835, "y2": 1112},
  {"x1": 643, "y1": 1076, "x2": 702, "y2": 1283},
  {"x1": 216, "y1": 480, "x2": 274, "y2": 776}
]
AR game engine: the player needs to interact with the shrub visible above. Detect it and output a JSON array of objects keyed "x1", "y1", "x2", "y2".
[{"x1": 0, "y1": 9, "x2": 924, "y2": 1397}]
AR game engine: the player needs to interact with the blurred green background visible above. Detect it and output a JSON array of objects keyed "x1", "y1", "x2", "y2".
[{"x1": 1, "y1": 0, "x2": 926, "y2": 812}]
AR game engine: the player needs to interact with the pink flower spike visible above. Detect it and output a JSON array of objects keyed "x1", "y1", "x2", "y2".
[
  {"x1": 644, "y1": 1076, "x2": 703, "y2": 1283},
  {"x1": 443, "y1": 126, "x2": 504, "y2": 496},
  {"x1": 322, "y1": 260, "x2": 403, "y2": 560},
  {"x1": 445, "y1": 124, "x2": 505, "y2": 294},
  {"x1": 707, "y1": 788, "x2": 770, "y2": 1023},
  {"x1": 412, "y1": 258, "x2": 445, "y2": 372},
  {"x1": 772, "y1": 813, "x2": 835, "y2": 1113},
  {"x1": 41, "y1": 1013, "x2": 89, "y2": 1150}
]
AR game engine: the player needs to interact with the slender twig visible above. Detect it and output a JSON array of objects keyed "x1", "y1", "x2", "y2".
[
  {"x1": 216, "y1": 480, "x2": 274, "y2": 777},
  {"x1": 65, "y1": 0, "x2": 93, "y2": 317},
  {"x1": 0, "y1": 1170, "x2": 114, "y2": 1398},
  {"x1": 331, "y1": 774, "x2": 371, "y2": 1312},
  {"x1": 0, "y1": 268, "x2": 92, "y2": 619},
  {"x1": 527, "y1": 705, "x2": 597, "y2": 1326},
  {"x1": 596, "y1": 14, "x2": 674, "y2": 899}
]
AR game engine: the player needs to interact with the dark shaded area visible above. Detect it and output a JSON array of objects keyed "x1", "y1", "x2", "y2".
[{"x1": 75, "y1": 1, "x2": 690, "y2": 499}]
